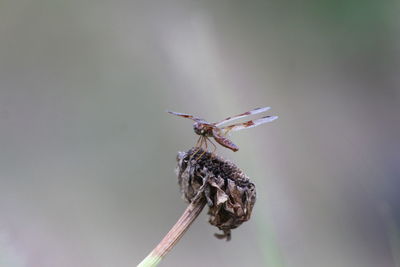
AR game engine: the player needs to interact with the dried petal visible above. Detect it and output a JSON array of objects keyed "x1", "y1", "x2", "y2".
[{"x1": 176, "y1": 148, "x2": 257, "y2": 240}]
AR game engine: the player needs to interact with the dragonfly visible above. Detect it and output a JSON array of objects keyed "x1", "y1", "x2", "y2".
[{"x1": 167, "y1": 107, "x2": 278, "y2": 153}]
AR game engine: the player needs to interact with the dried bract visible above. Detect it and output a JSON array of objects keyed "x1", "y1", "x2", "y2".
[{"x1": 176, "y1": 148, "x2": 256, "y2": 241}]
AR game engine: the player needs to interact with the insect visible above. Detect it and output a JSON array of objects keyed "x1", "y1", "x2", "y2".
[{"x1": 167, "y1": 107, "x2": 278, "y2": 152}]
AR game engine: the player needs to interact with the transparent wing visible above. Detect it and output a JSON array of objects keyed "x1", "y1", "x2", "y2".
[
  {"x1": 214, "y1": 107, "x2": 271, "y2": 127},
  {"x1": 166, "y1": 110, "x2": 203, "y2": 122},
  {"x1": 222, "y1": 116, "x2": 278, "y2": 133}
]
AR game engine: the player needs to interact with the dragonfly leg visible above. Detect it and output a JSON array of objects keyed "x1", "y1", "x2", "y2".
[
  {"x1": 195, "y1": 136, "x2": 207, "y2": 161},
  {"x1": 195, "y1": 136, "x2": 202, "y2": 147},
  {"x1": 207, "y1": 137, "x2": 217, "y2": 156},
  {"x1": 192, "y1": 136, "x2": 204, "y2": 158}
]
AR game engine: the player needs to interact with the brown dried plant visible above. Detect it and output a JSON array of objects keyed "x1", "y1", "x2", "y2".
[{"x1": 138, "y1": 148, "x2": 256, "y2": 267}]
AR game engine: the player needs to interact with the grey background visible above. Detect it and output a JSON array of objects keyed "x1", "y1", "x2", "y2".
[{"x1": 1, "y1": 1, "x2": 399, "y2": 267}]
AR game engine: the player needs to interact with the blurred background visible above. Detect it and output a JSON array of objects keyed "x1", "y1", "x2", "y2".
[{"x1": 1, "y1": 1, "x2": 399, "y2": 266}]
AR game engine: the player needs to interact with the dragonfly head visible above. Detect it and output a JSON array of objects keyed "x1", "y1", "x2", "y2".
[
  {"x1": 193, "y1": 122, "x2": 205, "y2": 135},
  {"x1": 193, "y1": 122, "x2": 213, "y2": 136}
]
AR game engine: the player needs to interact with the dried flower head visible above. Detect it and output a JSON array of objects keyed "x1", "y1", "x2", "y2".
[{"x1": 176, "y1": 148, "x2": 256, "y2": 241}]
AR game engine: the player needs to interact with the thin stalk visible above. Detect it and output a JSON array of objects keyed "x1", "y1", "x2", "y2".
[{"x1": 137, "y1": 199, "x2": 206, "y2": 267}]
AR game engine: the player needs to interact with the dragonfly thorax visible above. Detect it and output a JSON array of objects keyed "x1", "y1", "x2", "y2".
[{"x1": 193, "y1": 122, "x2": 213, "y2": 137}]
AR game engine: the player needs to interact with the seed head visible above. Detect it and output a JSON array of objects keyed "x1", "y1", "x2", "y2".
[{"x1": 176, "y1": 148, "x2": 256, "y2": 241}]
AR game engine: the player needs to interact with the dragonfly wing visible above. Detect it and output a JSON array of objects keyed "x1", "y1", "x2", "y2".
[
  {"x1": 214, "y1": 107, "x2": 271, "y2": 127},
  {"x1": 222, "y1": 116, "x2": 278, "y2": 133},
  {"x1": 166, "y1": 110, "x2": 203, "y2": 122}
]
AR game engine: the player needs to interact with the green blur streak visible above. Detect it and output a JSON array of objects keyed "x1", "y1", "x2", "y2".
[{"x1": 256, "y1": 214, "x2": 285, "y2": 267}]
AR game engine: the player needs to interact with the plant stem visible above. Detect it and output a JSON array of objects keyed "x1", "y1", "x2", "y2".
[{"x1": 137, "y1": 199, "x2": 206, "y2": 267}]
